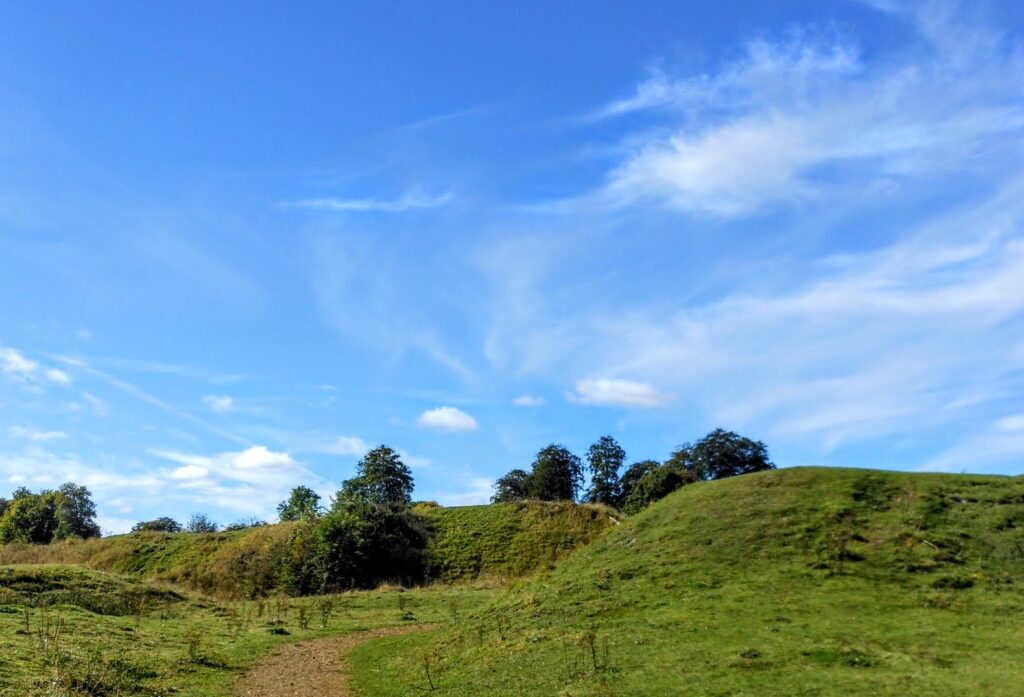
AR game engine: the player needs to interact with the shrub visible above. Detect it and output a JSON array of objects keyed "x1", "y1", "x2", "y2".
[
  {"x1": 623, "y1": 463, "x2": 698, "y2": 514},
  {"x1": 186, "y1": 514, "x2": 219, "y2": 533},
  {"x1": 131, "y1": 516, "x2": 183, "y2": 533}
]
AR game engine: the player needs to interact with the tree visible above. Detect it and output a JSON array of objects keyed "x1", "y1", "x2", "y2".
[
  {"x1": 0, "y1": 497, "x2": 9, "y2": 520},
  {"x1": 528, "y1": 444, "x2": 583, "y2": 502},
  {"x1": 623, "y1": 462, "x2": 698, "y2": 514},
  {"x1": 186, "y1": 513, "x2": 219, "y2": 533},
  {"x1": 618, "y1": 460, "x2": 659, "y2": 508},
  {"x1": 54, "y1": 483, "x2": 101, "y2": 540},
  {"x1": 338, "y1": 445, "x2": 413, "y2": 508},
  {"x1": 686, "y1": 429, "x2": 774, "y2": 480},
  {"x1": 585, "y1": 436, "x2": 625, "y2": 506},
  {"x1": 277, "y1": 486, "x2": 323, "y2": 522},
  {"x1": 131, "y1": 517, "x2": 182, "y2": 533},
  {"x1": 491, "y1": 469, "x2": 532, "y2": 503},
  {"x1": 0, "y1": 491, "x2": 61, "y2": 544}
]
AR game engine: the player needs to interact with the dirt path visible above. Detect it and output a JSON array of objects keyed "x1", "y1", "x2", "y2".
[{"x1": 234, "y1": 625, "x2": 429, "y2": 697}]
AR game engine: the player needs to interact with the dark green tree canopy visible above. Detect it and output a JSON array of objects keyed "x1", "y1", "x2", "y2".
[
  {"x1": 0, "y1": 497, "x2": 8, "y2": 520},
  {"x1": 55, "y1": 483, "x2": 101, "y2": 540},
  {"x1": 0, "y1": 483, "x2": 100, "y2": 544},
  {"x1": 131, "y1": 517, "x2": 182, "y2": 533},
  {"x1": 338, "y1": 445, "x2": 414, "y2": 508},
  {"x1": 0, "y1": 492, "x2": 61, "y2": 544},
  {"x1": 528, "y1": 444, "x2": 583, "y2": 502},
  {"x1": 491, "y1": 469, "x2": 532, "y2": 503},
  {"x1": 277, "y1": 485, "x2": 323, "y2": 522},
  {"x1": 186, "y1": 513, "x2": 219, "y2": 533},
  {"x1": 618, "y1": 459, "x2": 660, "y2": 508},
  {"x1": 585, "y1": 435, "x2": 625, "y2": 506},
  {"x1": 623, "y1": 462, "x2": 699, "y2": 514},
  {"x1": 686, "y1": 429, "x2": 774, "y2": 480}
]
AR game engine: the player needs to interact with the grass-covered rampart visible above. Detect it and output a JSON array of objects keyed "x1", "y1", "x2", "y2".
[
  {"x1": 348, "y1": 467, "x2": 1024, "y2": 696},
  {"x1": 0, "y1": 501, "x2": 613, "y2": 598}
]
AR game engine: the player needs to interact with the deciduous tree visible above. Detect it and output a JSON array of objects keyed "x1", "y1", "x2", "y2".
[
  {"x1": 585, "y1": 436, "x2": 625, "y2": 506},
  {"x1": 528, "y1": 444, "x2": 583, "y2": 502},
  {"x1": 338, "y1": 445, "x2": 414, "y2": 508},
  {"x1": 186, "y1": 513, "x2": 219, "y2": 533},
  {"x1": 618, "y1": 460, "x2": 659, "y2": 508},
  {"x1": 277, "y1": 485, "x2": 323, "y2": 521},
  {"x1": 491, "y1": 469, "x2": 532, "y2": 503},
  {"x1": 687, "y1": 429, "x2": 774, "y2": 480},
  {"x1": 55, "y1": 482, "x2": 101, "y2": 540}
]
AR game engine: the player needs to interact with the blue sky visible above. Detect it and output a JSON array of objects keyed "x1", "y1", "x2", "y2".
[{"x1": 1, "y1": 0, "x2": 1023, "y2": 533}]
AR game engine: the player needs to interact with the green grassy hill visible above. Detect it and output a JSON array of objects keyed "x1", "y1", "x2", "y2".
[
  {"x1": 0, "y1": 501, "x2": 613, "y2": 597},
  {"x1": 350, "y1": 467, "x2": 1024, "y2": 696}
]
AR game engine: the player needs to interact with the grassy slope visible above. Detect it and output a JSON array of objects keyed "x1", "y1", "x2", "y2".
[
  {"x1": 349, "y1": 467, "x2": 1024, "y2": 696},
  {"x1": 0, "y1": 502, "x2": 613, "y2": 597},
  {"x1": 423, "y1": 501, "x2": 617, "y2": 581},
  {"x1": 0, "y1": 564, "x2": 499, "y2": 696}
]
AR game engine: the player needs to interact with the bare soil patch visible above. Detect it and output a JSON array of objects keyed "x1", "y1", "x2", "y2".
[{"x1": 234, "y1": 625, "x2": 429, "y2": 697}]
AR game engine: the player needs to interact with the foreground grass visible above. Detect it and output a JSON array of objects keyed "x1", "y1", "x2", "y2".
[
  {"x1": 0, "y1": 565, "x2": 498, "y2": 696},
  {"x1": 348, "y1": 467, "x2": 1024, "y2": 696}
]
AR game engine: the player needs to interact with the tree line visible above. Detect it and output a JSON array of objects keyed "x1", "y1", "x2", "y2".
[
  {"x1": 0, "y1": 433, "x2": 773, "y2": 595},
  {"x1": 491, "y1": 428, "x2": 773, "y2": 513},
  {"x1": 0, "y1": 483, "x2": 101, "y2": 544}
]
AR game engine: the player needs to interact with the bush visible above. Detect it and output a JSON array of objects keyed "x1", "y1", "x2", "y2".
[
  {"x1": 131, "y1": 517, "x2": 182, "y2": 533},
  {"x1": 623, "y1": 463, "x2": 698, "y2": 514},
  {"x1": 186, "y1": 514, "x2": 219, "y2": 534}
]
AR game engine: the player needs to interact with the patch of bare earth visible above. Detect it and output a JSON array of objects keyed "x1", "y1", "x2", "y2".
[{"x1": 234, "y1": 625, "x2": 429, "y2": 697}]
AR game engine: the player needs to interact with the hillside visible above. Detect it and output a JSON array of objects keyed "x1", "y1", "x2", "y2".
[
  {"x1": 349, "y1": 467, "x2": 1024, "y2": 696},
  {"x1": 0, "y1": 501, "x2": 613, "y2": 597}
]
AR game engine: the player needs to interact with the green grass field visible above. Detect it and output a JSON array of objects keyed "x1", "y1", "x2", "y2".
[
  {"x1": 0, "y1": 564, "x2": 499, "y2": 696},
  {"x1": 2, "y1": 468, "x2": 1023, "y2": 696},
  {"x1": 347, "y1": 468, "x2": 1024, "y2": 696}
]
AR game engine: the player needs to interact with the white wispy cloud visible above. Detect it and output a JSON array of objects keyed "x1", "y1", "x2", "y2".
[
  {"x1": 307, "y1": 233, "x2": 478, "y2": 384},
  {"x1": 399, "y1": 450, "x2": 432, "y2": 469},
  {"x1": 996, "y1": 414, "x2": 1024, "y2": 432},
  {"x1": 314, "y1": 436, "x2": 369, "y2": 456},
  {"x1": 145, "y1": 445, "x2": 330, "y2": 516},
  {"x1": 0, "y1": 442, "x2": 334, "y2": 534},
  {"x1": 921, "y1": 416, "x2": 1024, "y2": 474},
  {"x1": 1, "y1": 346, "x2": 71, "y2": 388},
  {"x1": 45, "y1": 369, "x2": 72, "y2": 386},
  {"x1": 580, "y1": 178, "x2": 1024, "y2": 451},
  {"x1": 0, "y1": 347, "x2": 37, "y2": 377},
  {"x1": 202, "y1": 394, "x2": 234, "y2": 413},
  {"x1": 512, "y1": 394, "x2": 545, "y2": 407},
  {"x1": 417, "y1": 406, "x2": 480, "y2": 433},
  {"x1": 568, "y1": 378, "x2": 670, "y2": 408},
  {"x1": 8, "y1": 426, "x2": 67, "y2": 441},
  {"x1": 291, "y1": 191, "x2": 454, "y2": 213},
  {"x1": 82, "y1": 392, "x2": 112, "y2": 417},
  {"x1": 54, "y1": 356, "x2": 250, "y2": 446},
  {"x1": 581, "y1": 17, "x2": 1023, "y2": 217},
  {"x1": 169, "y1": 464, "x2": 208, "y2": 480}
]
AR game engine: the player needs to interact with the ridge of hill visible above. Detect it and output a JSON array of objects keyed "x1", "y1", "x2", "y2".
[
  {"x1": 349, "y1": 467, "x2": 1024, "y2": 696},
  {"x1": 0, "y1": 501, "x2": 614, "y2": 597}
]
